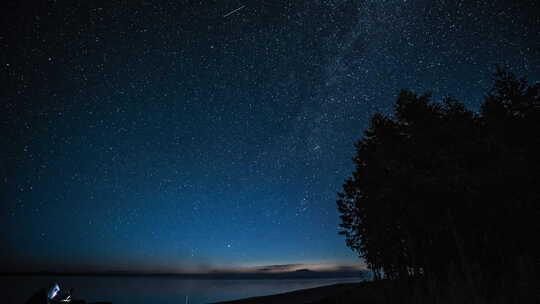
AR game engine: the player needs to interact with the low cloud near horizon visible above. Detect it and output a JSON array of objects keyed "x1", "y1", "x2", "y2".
[{"x1": 212, "y1": 263, "x2": 368, "y2": 274}]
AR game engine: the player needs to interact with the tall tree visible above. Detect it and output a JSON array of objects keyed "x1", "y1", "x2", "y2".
[{"x1": 337, "y1": 69, "x2": 539, "y2": 303}]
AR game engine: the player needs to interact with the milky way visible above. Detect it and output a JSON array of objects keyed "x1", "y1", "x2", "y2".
[{"x1": 1, "y1": 0, "x2": 539, "y2": 272}]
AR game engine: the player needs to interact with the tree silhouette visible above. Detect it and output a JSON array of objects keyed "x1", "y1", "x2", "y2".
[{"x1": 337, "y1": 68, "x2": 539, "y2": 303}]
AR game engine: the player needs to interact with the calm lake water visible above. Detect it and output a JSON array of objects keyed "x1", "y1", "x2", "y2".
[{"x1": 1, "y1": 275, "x2": 362, "y2": 304}]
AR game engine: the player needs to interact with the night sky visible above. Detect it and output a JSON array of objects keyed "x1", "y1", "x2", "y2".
[{"x1": 2, "y1": 0, "x2": 539, "y2": 273}]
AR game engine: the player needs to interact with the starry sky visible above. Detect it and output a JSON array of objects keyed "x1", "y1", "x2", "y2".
[{"x1": 1, "y1": 0, "x2": 539, "y2": 273}]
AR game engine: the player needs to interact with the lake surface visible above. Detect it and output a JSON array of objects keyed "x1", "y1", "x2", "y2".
[{"x1": 0, "y1": 275, "x2": 362, "y2": 304}]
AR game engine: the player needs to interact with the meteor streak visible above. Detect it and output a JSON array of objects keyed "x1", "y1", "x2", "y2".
[{"x1": 223, "y1": 5, "x2": 245, "y2": 18}]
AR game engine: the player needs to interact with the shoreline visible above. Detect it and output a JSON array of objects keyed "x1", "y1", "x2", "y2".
[
  {"x1": 0, "y1": 271, "x2": 365, "y2": 280},
  {"x1": 213, "y1": 281, "x2": 385, "y2": 304}
]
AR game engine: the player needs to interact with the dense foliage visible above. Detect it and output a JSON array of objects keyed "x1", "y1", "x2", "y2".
[{"x1": 337, "y1": 69, "x2": 539, "y2": 303}]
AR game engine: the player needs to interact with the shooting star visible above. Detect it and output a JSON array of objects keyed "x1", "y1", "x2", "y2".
[{"x1": 223, "y1": 5, "x2": 245, "y2": 18}]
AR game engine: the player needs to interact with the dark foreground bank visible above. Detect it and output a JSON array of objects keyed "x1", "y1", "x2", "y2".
[
  {"x1": 213, "y1": 281, "x2": 386, "y2": 304},
  {"x1": 214, "y1": 278, "x2": 540, "y2": 304}
]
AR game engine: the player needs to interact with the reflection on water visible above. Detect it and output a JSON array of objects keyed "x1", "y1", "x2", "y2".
[{"x1": 0, "y1": 275, "x2": 362, "y2": 304}]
